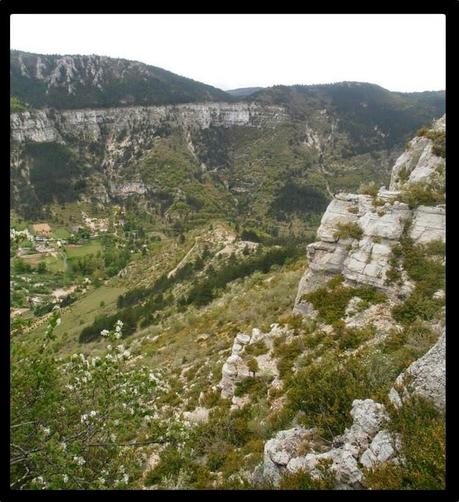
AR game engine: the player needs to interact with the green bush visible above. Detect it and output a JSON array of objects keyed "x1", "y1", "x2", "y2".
[
  {"x1": 303, "y1": 278, "x2": 386, "y2": 325},
  {"x1": 234, "y1": 377, "x2": 267, "y2": 397},
  {"x1": 245, "y1": 340, "x2": 269, "y2": 356},
  {"x1": 279, "y1": 460, "x2": 336, "y2": 489},
  {"x1": 336, "y1": 324, "x2": 375, "y2": 350},
  {"x1": 392, "y1": 289, "x2": 443, "y2": 325},
  {"x1": 400, "y1": 182, "x2": 444, "y2": 209},
  {"x1": 358, "y1": 181, "x2": 379, "y2": 197},
  {"x1": 334, "y1": 222, "x2": 363, "y2": 241},
  {"x1": 286, "y1": 352, "x2": 382, "y2": 439},
  {"x1": 10, "y1": 96, "x2": 28, "y2": 112},
  {"x1": 144, "y1": 446, "x2": 187, "y2": 486},
  {"x1": 364, "y1": 397, "x2": 445, "y2": 489},
  {"x1": 273, "y1": 338, "x2": 304, "y2": 379}
]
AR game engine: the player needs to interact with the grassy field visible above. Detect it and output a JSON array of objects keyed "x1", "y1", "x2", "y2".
[
  {"x1": 52, "y1": 227, "x2": 71, "y2": 239},
  {"x1": 20, "y1": 239, "x2": 103, "y2": 273},
  {"x1": 30, "y1": 284, "x2": 126, "y2": 355},
  {"x1": 66, "y1": 239, "x2": 102, "y2": 258},
  {"x1": 20, "y1": 253, "x2": 63, "y2": 272}
]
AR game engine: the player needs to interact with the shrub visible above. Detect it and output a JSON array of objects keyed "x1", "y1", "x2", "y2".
[
  {"x1": 246, "y1": 357, "x2": 259, "y2": 376},
  {"x1": 392, "y1": 289, "x2": 443, "y2": 326},
  {"x1": 384, "y1": 267, "x2": 401, "y2": 285},
  {"x1": 363, "y1": 397, "x2": 445, "y2": 489},
  {"x1": 399, "y1": 182, "x2": 444, "y2": 209},
  {"x1": 397, "y1": 166, "x2": 410, "y2": 184},
  {"x1": 273, "y1": 338, "x2": 304, "y2": 379},
  {"x1": 234, "y1": 377, "x2": 267, "y2": 398},
  {"x1": 358, "y1": 181, "x2": 379, "y2": 197},
  {"x1": 286, "y1": 352, "x2": 382, "y2": 439},
  {"x1": 144, "y1": 446, "x2": 186, "y2": 486},
  {"x1": 303, "y1": 280, "x2": 385, "y2": 326},
  {"x1": 279, "y1": 460, "x2": 336, "y2": 489},
  {"x1": 245, "y1": 340, "x2": 269, "y2": 356},
  {"x1": 334, "y1": 222, "x2": 363, "y2": 241},
  {"x1": 336, "y1": 324, "x2": 375, "y2": 350}
]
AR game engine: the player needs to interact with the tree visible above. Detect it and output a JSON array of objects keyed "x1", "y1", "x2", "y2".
[
  {"x1": 13, "y1": 257, "x2": 32, "y2": 274},
  {"x1": 37, "y1": 262, "x2": 47, "y2": 274},
  {"x1": 246, "y1": 357, "x2": 259, "y2": 377},
  {"x1": 11, "y1": 310, "x2": 175, "y2": 489}
]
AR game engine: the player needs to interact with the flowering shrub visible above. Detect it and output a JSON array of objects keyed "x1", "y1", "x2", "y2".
[{"x1": 10, "y1": 308, "x2": 186, "y2": 489}]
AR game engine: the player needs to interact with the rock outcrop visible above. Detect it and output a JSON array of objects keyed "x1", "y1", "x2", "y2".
[
  {"x1": 255, "y1": 337, "x2": 445, "y2": 489},
  {"x1": 258, "y1": 399, "x2": 392, "y2": 488},
  {"x1": 390, "y1": 115, "x2": 445, "y2": 190},
  {"x1": 389, "y1": 330, "x2": 445, "y2": 410},
  {"x1": 219, "y1": 324, "x2": 290, "y2": 401},
  {"x1": 10, "y1": 103, "x2": 288, "y2": 145},
  {"x1": 294, "y1": 115, "x2": 445, "y2": 316},
  {"x1": 255, "y1": 117, "x2": 446, "y2": 489}
]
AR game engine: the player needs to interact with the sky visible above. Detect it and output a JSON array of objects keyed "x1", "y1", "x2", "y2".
[{"x1": 10, "y1": 14, "x2": 445, "y2": 92}]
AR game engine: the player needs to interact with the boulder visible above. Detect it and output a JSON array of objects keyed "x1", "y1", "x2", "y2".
[
  {"x1": 360, "y1": 430, "x2": 401, "y2": 469},
  {"x1": 182, "y1": 406, "x2": 209, "y2": 425},
  {"x1": 389, "y1": 332, "x2": 445, "y2": 410}
]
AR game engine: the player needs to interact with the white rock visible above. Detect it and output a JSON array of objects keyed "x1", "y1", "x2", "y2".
[
  {"x1": 236, "y1": 333, "x2": 251, "y2": 345},
  {"x1": 182, "y1": 407, "x2": 209, "y2": 425},
  {"x1": 359, "y1": 430, "x2": 401, "y2": 469},
  {"x1": 410, "y1": 206, "x2": 445, "y2": 244},
  {"x1": 389, "y1": 332, "x2": 445, "y2": 410}
]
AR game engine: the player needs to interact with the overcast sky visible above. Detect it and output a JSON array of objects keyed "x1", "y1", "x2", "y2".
[{"x1": 10, "y1": 14, "x2": 445, "y2": 92}]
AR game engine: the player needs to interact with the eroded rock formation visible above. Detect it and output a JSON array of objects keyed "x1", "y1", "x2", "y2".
[{"x1": 294, "y1": 115, "x2": 445, "y2": 316}]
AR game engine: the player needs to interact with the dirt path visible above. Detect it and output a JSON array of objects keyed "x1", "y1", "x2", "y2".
[{"x1": 167, "y1": 239, "x2": 199, "y2": 279}]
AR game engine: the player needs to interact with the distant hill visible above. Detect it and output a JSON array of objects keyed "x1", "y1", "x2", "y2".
[
  {"x1": 249, "y1": 82, "x2": 445, "y2": 149},
  {"x1": 226, "y1": 87, "x2": 264, "y2": 97},
  {"x1": 10, "y1": 50, "x2": 232, "y2": 109}
]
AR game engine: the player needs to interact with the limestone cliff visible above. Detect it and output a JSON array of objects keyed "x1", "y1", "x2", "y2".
[
  {"x1": 10, "y1": 102, "x2": 287, "y2": 145},
  {"x1": 294, "y1": 115, "x2": 445, "y2": 316},
  {"x1": 253, "y1": 116, "x2": 446, "y2": 489}
]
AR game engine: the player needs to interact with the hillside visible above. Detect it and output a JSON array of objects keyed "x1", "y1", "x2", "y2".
[
  {"x1": 250, "y1": 82, "x2": 445, "y2": 150},
  {"x1": 10, "y1": 53, "x2": 444, "y2": 242},
  {"x1": 226, "y1": 87, "x2": 264, "y2": 97},
  {"x1": 10, "y1": 117, "x2": 445, "y2": 490},
  {"x1": 9, "y1": 50, "x2": 446, "y2": 491},
  {"x1": 10, "y1": 50, "x2": 231, "y2": 109}
]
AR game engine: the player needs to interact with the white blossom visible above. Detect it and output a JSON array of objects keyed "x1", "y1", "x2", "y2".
[{"x1": 73, "y1": 456, "x2": 86, "y2": 466}]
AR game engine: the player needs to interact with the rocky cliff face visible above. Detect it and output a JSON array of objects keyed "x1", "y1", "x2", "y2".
[
  {"x1": 10, "y1": 102, "x2": 288, "y2": 211},
  {"x1": 255, "y1": 326, "x2": 445, "y2": 488},
  {"x1": 253, "y1": 116, "x2": 446, "y2": 489},
  {"x1": 294, "y1": 115, "x2": 445, "y2": 316},
  {"x1": 10, "y1": 102, "x2": 287, "y2": 145}
]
